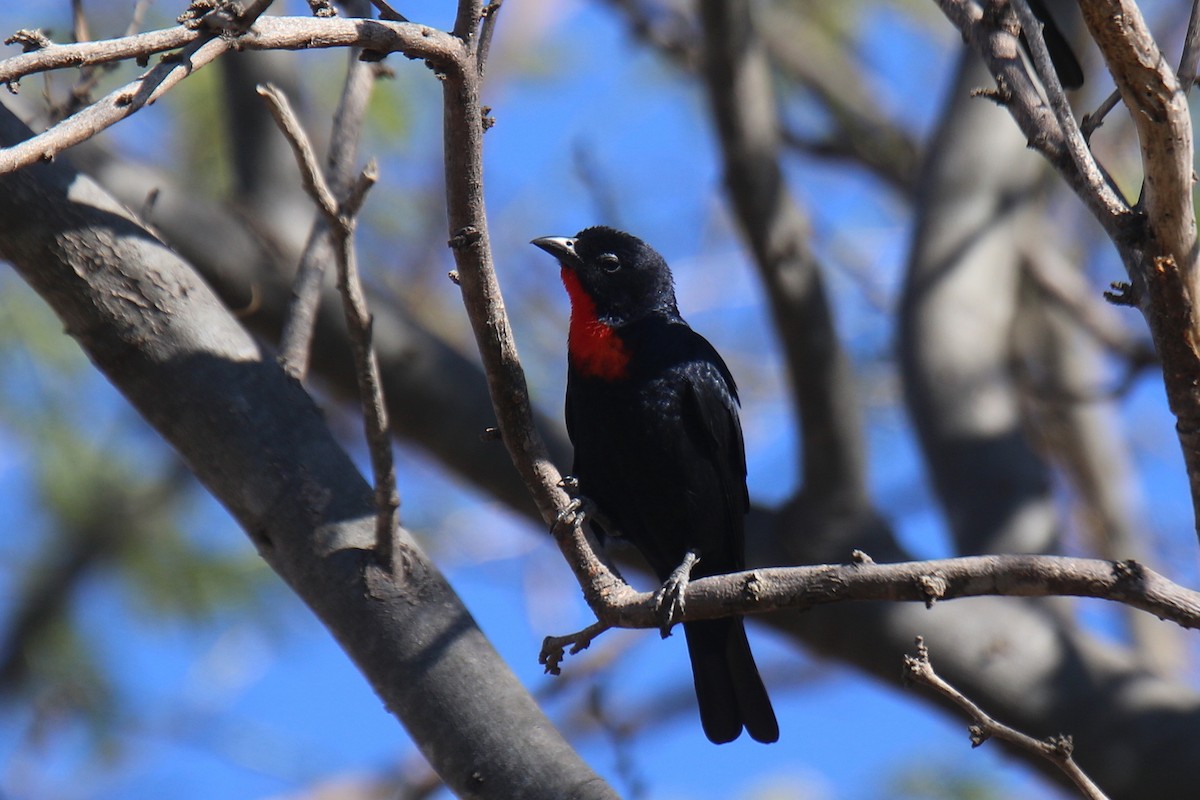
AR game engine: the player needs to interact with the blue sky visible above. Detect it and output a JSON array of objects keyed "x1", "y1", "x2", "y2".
[{"x1": 2, "y1": 1, "x2": 1194, "y2": 798}]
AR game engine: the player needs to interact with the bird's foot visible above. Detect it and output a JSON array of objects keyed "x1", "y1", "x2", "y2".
[
  {"x1": 556, "y1": 476, "x2": 626, "y2": 539},
  {"x1": 554, "y1": 476, "x2": 592, "y2": 530},
  {"x1": 654, "y1": 549, "x2": 700, "y2": 639},
  {"x1": 554, "y1": 496, "x2": 588, "y2": 530}
]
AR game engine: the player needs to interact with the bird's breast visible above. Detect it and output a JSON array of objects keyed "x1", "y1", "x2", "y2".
[
  {"x1": 568, "y1": 317, "x2": 630, "y2": 380},
  {"x1": 562, "y1": 267, "x2": 631, "y2": 380}
]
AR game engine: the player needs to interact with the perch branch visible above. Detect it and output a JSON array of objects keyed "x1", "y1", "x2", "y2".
[
  {"x1": 437, "y1": 18, "x2": 572, "y2": 528},
  {"x1": 551, "y1": 554, "x2": 1200, "y2": 635}
]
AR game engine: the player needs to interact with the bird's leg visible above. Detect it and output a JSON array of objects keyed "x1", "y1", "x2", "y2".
[{"x1": 654, "y1": 549, "x2": 700, "y2": 639}]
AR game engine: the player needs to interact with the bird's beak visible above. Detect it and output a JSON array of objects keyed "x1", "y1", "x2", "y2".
[{"x1": 531, "y1": 236, "x2": 581, "y2": 268}]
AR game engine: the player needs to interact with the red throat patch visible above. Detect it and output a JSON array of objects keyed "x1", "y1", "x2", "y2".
[{"x1": 561, "y1": 267, "x2": 630, "y2": 380}]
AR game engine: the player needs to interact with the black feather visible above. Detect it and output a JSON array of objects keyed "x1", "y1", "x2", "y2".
[{"x1": 536, "y1": 227, "x2": 778, "y2": 744}]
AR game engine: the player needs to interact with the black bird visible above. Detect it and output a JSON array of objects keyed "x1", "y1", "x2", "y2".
[{"x1": 532, "y1": 226, "x2": 778, "y2": 744}]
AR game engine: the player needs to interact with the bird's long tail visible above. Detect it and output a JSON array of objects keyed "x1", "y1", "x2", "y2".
[{"x1": 684, "y1": 617, "x2": 778, "y2": 744}]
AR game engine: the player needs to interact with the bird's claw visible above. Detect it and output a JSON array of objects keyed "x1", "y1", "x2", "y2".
[
  {"x1": 555, "y1": 497, "x2": 586, "y2": 530},
  {"x1": 557, "y1": 474, "x2": 582, "y2": 497},
  {"x1": 554, "y1": 476, "x2": 592, "y2": 530},
  {"x1": 654, "y1": 549, "x2": 700, "y2": 638}
]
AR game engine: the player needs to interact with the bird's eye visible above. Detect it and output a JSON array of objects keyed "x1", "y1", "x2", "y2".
[{"x1": 598, "y1": 253, "x2": 621, "y2": 272}]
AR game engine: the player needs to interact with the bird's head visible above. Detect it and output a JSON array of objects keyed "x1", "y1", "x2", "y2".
[{"x1": 532, "y1": 226, "x2": 678, "y2": 326}]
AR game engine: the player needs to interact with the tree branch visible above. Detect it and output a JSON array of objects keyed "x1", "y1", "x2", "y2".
[
  {"x1": 277, "y1": 40, "x2": 381, "y2": 378},
  {"x1": 1077, "y1": 0, "x2": 1197, "y2": 290},
  {"x1": 905, "y1": 637, "x2": 1110, "y2": 800},
  {"x1": 438, "y1": 20, "x2": 571, "y2": 528},
  {"x1": 933, "y1": 0, "x2": 1134, "y2": 236},
  {"x1": 1010, "y1": 0, "x2": 1125, "y2": 215},
  {"x1": 0, "y1": 25, "x2": 197, "y2": 85},
  {"x1": 553, "y1": 553, "x2": 1200, "y2": 637},
  {"x1": 934, "y1": 0, "x2": 1200, "y2": 544},
  {"x1": 0, "y1": 96, "x2": 615, "y2": 800},
  {"x1": 0, "y1": 0, "x2": 278, "y2": 174},
  {"x1": 0, "y1": 15, "x2": 462, "y2": 174},
  {"x1": 258, "y1": 82, "x2": 399, "y2": 569},
  {"x1": 75, "y1": 143, "x2": 569, "y2": 517}
]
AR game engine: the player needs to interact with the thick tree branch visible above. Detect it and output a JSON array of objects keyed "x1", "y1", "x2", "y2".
[
  {"x1": 1077, "y1": 0, "x2": 1197, "y2": 288},
  {"x1": 0, "y1": 65, "x2": 614, "y2": 800}
]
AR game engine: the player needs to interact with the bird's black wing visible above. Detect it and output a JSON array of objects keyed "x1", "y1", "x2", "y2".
[{"x1": 675, "y1": 338, "x2": 749, "y2": 576}]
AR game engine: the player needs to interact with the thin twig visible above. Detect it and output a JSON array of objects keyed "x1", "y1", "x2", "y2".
[
  {"x1": 476, "y1": 0, "x2": 504, "y2": 76},
  {"x1": 539, "y1": 620, "x2": 612, "y2": 675},
  {"x1": 63, "y1": 0, "x2": 103, "y2": 116},
  {"x1": 905, "y1": 637, "x2": 1110, "y2": 800},
  {"x1": 1178, "y1": 0, "x2": 1200, "y2": 91},
  {"x1": 278, "y1": 35, "x2": 381, "y2": 378},
  {"x1": 1079, "y1": 89, "x2": 1121, "y2": 142},
  {"x1": 257, "y1": 83, "x2": 400, "y2": 569},
  {"x1": 439, "y1": 24, "x2": 568, "y2": 527},
  {"x1": 0, "y1": 27, "x2": 197, "y2": 86},
  {"x1": 367, "y1": 0, "x2": 408, "y2": 22},
  {"x1": 932, "y1": 0, "x2": 1134, "y2": 237},
  {"x1": 0, "y1": 16, "x2": 461, "y2": 174},
  {"x1": 70, "y1": 0, "x2": 90, "y2": 45},
  {"x1": 0, "y1": 0, "x2": 275, "y2": 174},
  {"x1": 124, "y1": 0, "x2": 155, "y2": 37},
  {"x1": 1010, "y1": 0, "x2": 1127, "y2": 211},
  {"x1": 257, "y1": 84, "x2": 337, "y2": 214}
]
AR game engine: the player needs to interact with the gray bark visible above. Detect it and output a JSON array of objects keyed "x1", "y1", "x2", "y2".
[{"x1": 0, "y1": 100, "x2": 614, "y2": 800}]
